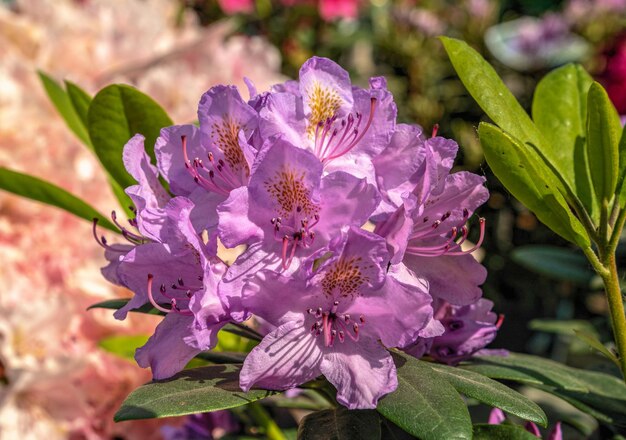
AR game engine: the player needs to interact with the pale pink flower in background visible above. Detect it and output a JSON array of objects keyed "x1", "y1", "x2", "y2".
[{"x1": 0, "y1": 0, "x2": 283, "y2": 438}]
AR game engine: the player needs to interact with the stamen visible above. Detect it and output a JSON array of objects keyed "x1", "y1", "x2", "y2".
[
  {"x1": 322, "y1": 97, "x2": 378, "y2": 163},
  {"x1": 431, "y1": 123, "x2": 439, "y2": 138},
  {"x1": 147, "y1": 274, "x2": 174, "y2": 314}
]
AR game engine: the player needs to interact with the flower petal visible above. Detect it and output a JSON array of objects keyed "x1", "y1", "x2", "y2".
[
  {"x1": 135, "y1": 312, "x2": 200, "y2": 379},
  {"x1": 240, "y1": 321, "x2": 323, "y2": 391},
  {"x1": 320, "y1": 338, "x2": 397, "y2": 409}
]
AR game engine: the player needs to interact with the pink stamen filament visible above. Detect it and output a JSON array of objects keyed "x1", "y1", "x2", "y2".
[
  {"x1": 146, "y1": 274, "x2": 193, "y2": 316},
  {"x1": 181, "y1": 135, "x2": 230, "y2": 196},
  {"x1": 405, "y1": 215, "x2": 486, "y2": 257},
  {"x1": 308, "y1": 301, "x2": 363, "y2": 347},
  {"x1": 318, "y1": 98, "x2": 378, "y2": 164}
]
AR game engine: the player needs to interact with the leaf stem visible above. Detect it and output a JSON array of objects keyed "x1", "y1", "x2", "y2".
[
  {"x1": 608, "y1": 207, "x2": 626, "y2": 255},
  {"x1": 600, "y1": 255, "x2": 626, "y2": 381},
  {"x1": 582, "y1": 247, "x2": 609, "y2": 278},
  {"x1": 246, "y1": 402, "x2": 287, "y2": 440}
]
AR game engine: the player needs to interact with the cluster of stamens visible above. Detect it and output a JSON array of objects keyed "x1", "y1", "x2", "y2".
[
  {"x1": 182, "y1": 135, "x2": 244, "y2": 196},
  {"x1": 272, "y1": 212, "x2": 320, "y2": 270},
  {"x1": 313, "y1": 97, "x2": 377, "y2": 164},
  {"x1": 307, "y1": 300, "x2": 365, "y2": 347},
  {"x1": 92, "y1": 208, "x2": 147, "y2": 251},
  {"x1": 405, "y1": 208, "x2": 486, "y2": 257},
  {"x1": 146, "y1": 273, "x2": 204, "y2": 316}
]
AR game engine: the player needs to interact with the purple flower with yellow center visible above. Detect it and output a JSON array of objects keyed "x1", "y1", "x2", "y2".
[
  {"x1": 237, "y1": 227, "x2": 436, "y2": 409},
  {"x1": 256, "y1": 57, "x2": 396, "y2": 182},
  {"x1": 374, "y1": 124, "x2": 489, "y2": 305},
  {"x1": 154, "y1": 85, "x2": 259, "y2": 237},
  {"x1": 217, "y1": 139, "x2": 380, "y2": 319}
]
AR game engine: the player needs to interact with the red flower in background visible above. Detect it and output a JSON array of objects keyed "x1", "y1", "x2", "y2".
[{"x1": 601, "y1": 34, "x2": 626, "y2": 115}]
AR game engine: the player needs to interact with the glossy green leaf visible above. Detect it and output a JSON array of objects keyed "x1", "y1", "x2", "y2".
[
  {"x1": 467, "y1": 353, "x2": 589, "y2": 392},
  {"x1": 429, "y1": 363, "x2": 547, "y2": 426},
  {"x1": 99, "y1": 335, "x2": 149, "y2": 361},
  {"x1": 511, "y1": 245, "x2": 594, "y2": 285},
  {"x1": 532, "y1": 64, "x2": 596, "y2": 219},
  {"x1": 298, "y1": 408, "x2": 381, "y2": 440},
  {"x1": 88, "y1": 84, "x2": 173, "y2": 189},
  {"x1": 460, "y1": 364, "x2": 544, "y2": 387},
  {"x1": 440, "y1": 38, "x2": 547, "y2": 156},
  {"x1": 114, "y1": 364, "x2": 275, "y2": 421},
  {"x1": 0, "y1": 167, "x2": 117, "y2": 232},
  {"x1": 616, "y1": 126, "x2": 626, "y2": 207},
  {"x1": 586, "y1": 82, "x2": 621, "y2": 204},
  {"x1": 478, "y1": 123, "x2": 589, "y2": 247},
  {"x1": 38, "y1": 71, "x2": 92, "y2": 147},
  {"x1": 87, "y1": 298, "x2": 164, "y2": 315},
  {"x1": 573, "y1": 329, "x2": 621, "y2": 369},
  {"x1": 64, "y1": 81, "x2": 92, "y2": 129},
  {"x1": 472, "y1": 424, "x2": 539, "y2": 440},
  {"x1": 377, "y1": 353, "x2": 472, "y2": 440}
]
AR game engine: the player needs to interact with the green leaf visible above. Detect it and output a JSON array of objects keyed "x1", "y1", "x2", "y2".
[
  {"x1": 65, "y1": 81, "x2": 92, "y2": 136},
  {"x1": 0, "y1": 167, "x2": 117, "y2": 232},
  {"x1": 461, "y1": 364, "x2": 544, "y2": 387},
  {"x1": 114, "y1": 364, "x2": 275, "y2": 421},
  {"x1": 511, "y1": 245, "x2": 594, "y2": 285},
  {"x1": 615, "y1": 123, "x2": 626, "y2": 207},
  {"x1": 532, "y1": 64, "x2": 596, "y2": 219},
  {"x1": 88, "y1": 84, "x2": 173, "y2": 190},
  {"x1": 478, "y1": 123, "x2": 589, "y2": 247},
  {"x1": 573, "y1": 329, "x2": 621, "y2": 369},
  {"x1": 466, "y1": 353, "x2": 589, "y2": 392},
  {"x1": 472, "y1": 424, "x2": 539, "y2": 440},
  {"x1": 440, "y1": 38, "x2": 547, "y2": 157},
  {"x1": 99, "y1": 335, "x2": 149, "y2": 360},
  {"x1": 298, "y1": 407, "x2": 381, "y2": 440},
  {"x1": 586, "y1": 82, "x2": 621, "y2": 204},
  {"x1": 38, "y1": 71, "x2": 92, "y2": 147},
  {"x1": 429, "y1": 363, "x2": 547, "y2": 426},
  {"x1": 377, "y1": 353, "x2": 472, "y2": 440},
  {"x1": 87, "y1": 298, "x2": 164, "y2": 315}
]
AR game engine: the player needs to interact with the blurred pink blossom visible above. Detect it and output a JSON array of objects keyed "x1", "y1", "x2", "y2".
[
  {"x1": 0, "y1": 0, "x2": 283, "y2": 438},
  {"x1": 319, "y1": 0, "x2": 359, "y2": 20},
  {"x1": 217, "y1": 0, "x2": 254, "y2": 14}
]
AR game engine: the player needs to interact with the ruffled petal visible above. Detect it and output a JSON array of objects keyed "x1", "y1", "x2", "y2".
[
  {"x1": 320, "y1": 338, "x2": 397, "y2": 409},
  {"x1": 135, "y1": 312, "x2": 199, "y2": 379},
  {"x1": 240, "y1": 321, "x2": 323, "y2": 391}
]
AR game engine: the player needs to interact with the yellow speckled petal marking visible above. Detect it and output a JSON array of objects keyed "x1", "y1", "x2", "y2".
[
  {"x1": 322, "y1": 257, "x2": 370, "y2": 297},
  {"x1": 264, "y1": 168, "x2": 320, "y2": 218},
  {"x1": 307, "y1": 82, "x2": 342, "y2": 136},
  {"x1": 211, "y1": 119, "x2": 249, "y2": 174}
]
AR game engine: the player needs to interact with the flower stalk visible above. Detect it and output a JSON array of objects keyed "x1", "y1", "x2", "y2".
[{"x1": 601, "y1": 254, "x2": 626, "y2": 381}]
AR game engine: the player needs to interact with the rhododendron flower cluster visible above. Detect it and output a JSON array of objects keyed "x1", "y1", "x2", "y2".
[{"x1": 96, "y1": 56, "x2": 494, "y2": 409}]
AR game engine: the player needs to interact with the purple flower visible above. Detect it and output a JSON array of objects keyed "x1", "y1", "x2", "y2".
[
  {"x1": 154, "y1": 85, "x2": 259, "y2": 240},
  {"x1": 256, "y1": 57, "x2": 397, "y2": 182},
  {"x1": 403, "y1": 298, "x2": 500, "y2": 365},
  {"x1": 374, "y1": 125, "x2": 489, "y2": 306},
  {"x1": 217, "y1": 139, "x2": 380, "y2": 319},
  {"x1": 238, "y1": 227, "x2": 435, "y2": 409}
]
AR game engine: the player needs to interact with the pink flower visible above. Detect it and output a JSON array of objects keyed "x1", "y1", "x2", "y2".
[
  {"x1": 217, "y1": 0, "x2": 255, "y2": 14},
  {"x1": 319, "y1": 0, "x2": 359, "y2": 20}
]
